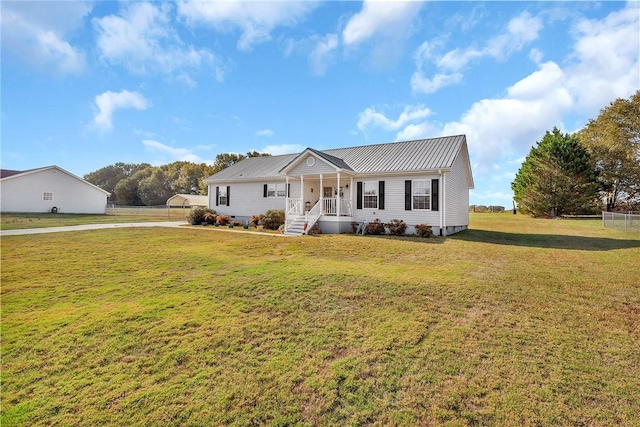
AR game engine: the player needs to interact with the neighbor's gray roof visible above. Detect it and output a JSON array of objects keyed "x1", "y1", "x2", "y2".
[{"x1": 204, "y1": 135, "x2": 468, "y2": 182}]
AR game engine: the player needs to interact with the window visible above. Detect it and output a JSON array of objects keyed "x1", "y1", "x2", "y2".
[
  {"x1": 266, "y1": 183, "x2": 285, "y2": 197},
  {"x1": 43, "y1": 192, "x2": 53, "y2": 201},
  {"x1": 323, "y1": 187, "x2": 333, "y2": 198},
  {"x1": 363, "y1": 181, "x2": 378, "y2": 209},
  {"x1": 412, "y1": 180, "x2": 430, "y2": 210},
  {"x1": 218, "y1": 187, "x2": 227, "y2": 206}
]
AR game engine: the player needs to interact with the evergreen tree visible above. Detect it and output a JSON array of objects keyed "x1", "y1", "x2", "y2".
[{"x1": 512, "y1": 128, "x2": 599, "y2": 217}]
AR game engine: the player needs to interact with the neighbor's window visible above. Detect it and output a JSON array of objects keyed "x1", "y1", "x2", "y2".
[
  {"x1": 363, "y1": 181, "x2": 378, "y2": 209},
  {"x1": 276, "y1": 183, "x2": 286, "y2": 197},
  {"x1": 43, "y1": 192, "x2": 53, "y2": 201},
  {"x1": 218, "y1": 187, "x2": 227, "y2": 205},
  {"x1": 411, "y1": 179, "x2": 431, "y2": 210},
  {"x1": 412, "y1": 180, "x2": 431, "y2": 210}
]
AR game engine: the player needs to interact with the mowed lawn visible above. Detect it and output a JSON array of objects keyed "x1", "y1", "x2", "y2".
[{"x1": 1, "y1": 214, "x2": 639, "y2": 426}]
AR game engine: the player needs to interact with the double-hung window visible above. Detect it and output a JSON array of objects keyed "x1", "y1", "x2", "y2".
[
  {"x1": 363, "y1": 181, "x2": 378, "y2": 209},
  {"x1": 276, "y1": 183, "x2": 286, "y2": 197},
  {"x1": 412, "y1": 180, "x2": 430, "y2": 210},
  {"x1": 218, "y1": 186, "x2": 228, "y2": 206},
  {"x1": 267, "y1": 184, "x2": 276, "y2": 197}
]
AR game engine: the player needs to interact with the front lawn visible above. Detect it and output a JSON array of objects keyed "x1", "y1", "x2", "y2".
[{"x1": 2, "y1": 214, "x2": 639, "y2": 425}]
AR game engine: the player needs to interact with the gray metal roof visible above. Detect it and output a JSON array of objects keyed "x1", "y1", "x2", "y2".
[{"x1": 204, "y1": 135, "x2": 469, "y2": 182}]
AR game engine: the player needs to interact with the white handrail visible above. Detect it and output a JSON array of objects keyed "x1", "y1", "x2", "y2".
[{"x1": 304, "y1": 200, "x2": 322, "y2": 234}]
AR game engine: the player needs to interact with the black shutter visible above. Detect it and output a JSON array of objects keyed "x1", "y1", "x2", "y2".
[
  {"x1": 226, "y1": 186, "x2": 230, "y2": 206},
  {"x1": 287, "y1": 183, "x2": 291, "y2": 198},
  {"x1": 405, "y1": 180, "x2": 412, "y2": 210},
  {"x1": 263, "y1": 184, "x2": 268, "y2": 198},
  {"x1": 378, "y1": 181, "x2": 385, "y2": 210},
  {"x1": 356, "y1": 182, "x2": 362, "y2": 210},
  {"x1": 431, "y1": 179, "x2": 439, "y2": 211},
  {"x1": 215, "y1": 186, "x2": 219, "y2": 206}
]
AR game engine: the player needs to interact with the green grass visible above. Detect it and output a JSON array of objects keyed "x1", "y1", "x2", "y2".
[
  {"x1": 2, "y1": 213, "x2": 639, "y2": 426},
  {"x1": 0, "y1": 209, "x2": 186, "y2": 230}
]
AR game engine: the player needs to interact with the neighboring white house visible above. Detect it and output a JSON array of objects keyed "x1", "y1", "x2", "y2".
[
  {"x1": 203, "y1": 135, "x2": 474, "y2": 236},
  {"x1": 0, "y1": 166, "x2": 111, "y2": 214}
]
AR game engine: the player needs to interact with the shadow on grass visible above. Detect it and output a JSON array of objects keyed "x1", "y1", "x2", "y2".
[{"x1": 450, "y1": 229, "x2": 640, "y2": 251}]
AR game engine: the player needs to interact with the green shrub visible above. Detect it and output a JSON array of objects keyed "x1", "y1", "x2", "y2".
[
  {"x1": 386, "y1": 219, "x2": 407, "y2": 236},
  {"x1": 189, "y1": 207, "x2": 216, "y2": 224},
  {"x1": 414, "y1": 223, "x2": 434, "y2": 238},
  {"x1": 364, "y1": 219, "x2": 385, "y2": 235},
  {"x1": 260, "y1": 209, "x2": 285, "y2": 230},
  {"x1": 216, "y1": 214, "x2": 230, "y2": 226}
]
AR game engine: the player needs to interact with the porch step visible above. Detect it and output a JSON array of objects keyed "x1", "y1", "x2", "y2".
[{"x1": 284, "y1": 217, "x2": 307, "y2": 236}]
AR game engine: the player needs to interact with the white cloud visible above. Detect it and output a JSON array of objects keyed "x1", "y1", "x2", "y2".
[
  {"x1": 342, "y1": 1, "x2": 423, "y2": 46},
  {"x1": 309, "y1": 33, "x2": 339, "y2": 76},
  {"x1": 565, "y1": 2, "x2": 640, "y2": 114},
  {"x1": 412, "y1": 11, "x2": 544, "y2": 94},
  {"x1": 256, "y1": 129, "x2": 275, "y2": 137},
  {"x1": 94, "y1": 2, "x2": 223, "y2": 82},
  {"x1": 177, "y1": 0, "x2": 318, "y2": 51},
  {"x1": 395, "y1": 122, "x2": 437, "y2": 142},
  {"x1": 357, "y1": 105, "x2": 433, "y2": 133},
  {"x1": 1, "y1": 1, "x2": 90, "y2": 74},
  {"x1": 410, "y1": 72, "x2": 463, "y2": 94},
  {"x1": 93, "y1": 90, "x2": 151, "y2": 132},
  {"x1": 142, "y1": 139, "x2": 210, "y2": 163},
  {"x1": 262, "y1": 144, "x2": 305, "y2": 155}
]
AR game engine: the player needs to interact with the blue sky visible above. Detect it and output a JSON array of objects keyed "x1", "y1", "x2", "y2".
[{"x1": 2, "y1": 1, "x2": 638, "y2": 206}]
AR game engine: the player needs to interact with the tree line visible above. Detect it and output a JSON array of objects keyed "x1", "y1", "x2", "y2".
[
  {"x1": 84, "y1": 151, "x2": 270, "y2": 206},
  {"x1": 512, "y1": 91, "x2": 640, "y2": 217}
]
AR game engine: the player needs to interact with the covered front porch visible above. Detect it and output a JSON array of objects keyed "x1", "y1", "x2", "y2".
[{"x1": 284, "y1": 173, "x2": 354, "y2": 234}]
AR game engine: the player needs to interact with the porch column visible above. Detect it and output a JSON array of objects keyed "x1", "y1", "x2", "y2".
[
  {"x1": 300, "y1": 174, "x2": 304, "y2": 214},
  {"x1": 319, "y1": 174, "x2": 323, "y2": 213},
  {"x1": 285, "y1": 176, "x2": 289, "y2": 212},
  {"x1": 336, "y1": 172, "x2": 341, "y2": 216},
  {"x1": 350, "y1": 176, "x2": 354, "y2": 214}
]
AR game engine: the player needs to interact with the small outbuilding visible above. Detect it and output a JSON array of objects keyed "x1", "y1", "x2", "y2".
[
  {"x1": 0, "y1": 165, "x2": 110, "y2": 214},
  {"x1": 166, "y1": 194, "x2": 208, "y2": 208}
]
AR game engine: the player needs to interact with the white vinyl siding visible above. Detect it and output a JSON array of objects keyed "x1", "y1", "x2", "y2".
[
  {"x1": 0, "y1": 168, "x2": 108, "y2": 214},
  {"x1": 288, "y1": 155, "x2": 336, "y2": 175},
  {"x1": 352, "y1": 175, "x2": 440, "y2": 226},
  {"x1": 208, "y1": 181, "x2": 299, "y2": 217},
  {"x1": 445, "y1": 150, "x2": 470, "y2": 227}
]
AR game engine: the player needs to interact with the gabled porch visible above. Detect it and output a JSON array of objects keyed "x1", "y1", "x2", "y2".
[{"x1": 283, "y1": 173, "x2": 355, "y2": 235}]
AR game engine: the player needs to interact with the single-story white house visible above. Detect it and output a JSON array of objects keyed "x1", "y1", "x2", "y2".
[
  {"x1": 203, "y1": 135, "x2": 474, "y2": 236},
  {"x1": 0, "y1": 165, "x2": 111, "y2": 214}
]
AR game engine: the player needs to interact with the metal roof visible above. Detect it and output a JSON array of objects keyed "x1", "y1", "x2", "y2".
[{"x1": 204, "y1": 135, "x2": 470, "y2": 183}]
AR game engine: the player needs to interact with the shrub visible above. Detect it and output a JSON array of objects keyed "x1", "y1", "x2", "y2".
[
  {"x1": 364, "y1": 219, "x2": 385, "y2": 235},
  {"x1": 386, "y1": 219, "x2": 407, "y2": 236},
  {"x1": 232, "y1": 220, "x2": 241, "y2": 227},
  {"x1": 189, "y1": 207, "x2": 216, "y2": 224},
  {"x1": 307, "y1": 222, "x2": 322, "y2": 236},
  {"x1": 203, "y1": 212, "x2": 217, "y2": 225},
  {"x1": 249, "y1": 214, "x2": 261, "y2": 227},
  {"x1": 260, "y1": 209, "x2": 285, "y2": 230},
  {"x1": 414, "y1": 223, "x2": 434, "y2": 238},
  {"x1": 216, "y1": 214, "x2": 230, "y2": 226}
]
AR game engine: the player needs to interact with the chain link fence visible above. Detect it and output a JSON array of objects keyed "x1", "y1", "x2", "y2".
[
  {"x1": 602, "y1": 211, "x2": 640, "y2": 234},
  {"x1": 106, "y1": 205, "x2": 194, "y2": 220}
]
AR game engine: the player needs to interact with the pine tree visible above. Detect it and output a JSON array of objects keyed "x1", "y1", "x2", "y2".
[{"x1": 512, "y1": 128, "x2": 599, "y2": 217}]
